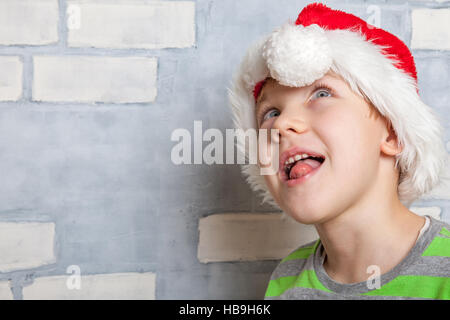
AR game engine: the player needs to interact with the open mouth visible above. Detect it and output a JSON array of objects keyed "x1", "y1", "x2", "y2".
[{"x1": 280, "y1": 154, "x2": 325, "y2": 182}]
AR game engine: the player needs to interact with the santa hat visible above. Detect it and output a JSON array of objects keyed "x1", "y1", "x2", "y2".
[{"x1": 227, "y1": 2, "x2": 447, "y2": 209}]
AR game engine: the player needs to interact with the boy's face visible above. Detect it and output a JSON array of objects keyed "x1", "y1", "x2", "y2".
[{"x1": 256, "y1": 71, "x2": 392, "y2": 224}]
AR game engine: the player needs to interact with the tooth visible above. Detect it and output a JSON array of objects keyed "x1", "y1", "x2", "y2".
[{"x1": 285, "y1": 152, "x2": 320, "y2": 168}]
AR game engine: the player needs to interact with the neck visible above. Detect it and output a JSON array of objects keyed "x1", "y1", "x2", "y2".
[{"x1": 315, "y1": 183, "x2": 425, "y2": 284}]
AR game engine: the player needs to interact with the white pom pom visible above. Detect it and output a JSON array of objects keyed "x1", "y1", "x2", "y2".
[{"x1": 262, "y1": 23, "x2": 332, "y2": 87}]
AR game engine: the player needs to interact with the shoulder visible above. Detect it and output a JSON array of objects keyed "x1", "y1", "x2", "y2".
[
  {"x1": 426, "y1": 216, "x2": 450, "y2": 242},
  {"x1": 421, "y1": 216, "x2": 450, "y2": 258},
  {"x1": 430, "y1": 217, "x2": 450, "y2": 235},
  {"x1": 380, "y1": 217, "x2": 450, "y2": 299}
]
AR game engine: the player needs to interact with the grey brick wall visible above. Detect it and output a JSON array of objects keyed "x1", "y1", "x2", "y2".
[{"x1": 0, "y1": 0, "x2": 448, "y2": 299}]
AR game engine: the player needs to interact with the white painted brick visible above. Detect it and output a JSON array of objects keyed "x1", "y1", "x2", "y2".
[
  {"x1": 0, "y1": 0, "x2": 58, "y2": 45},
  {"x1": 410, "y1": 206, "x2": 441, "y2": 220},
  {"x1": 23, "y1": 272, "x2": 156, "y2": 300},
  {"x1": 0, "y1": 56, "x2": 22, "y2": 101},
  {"x1": 411, "y1": 8, "x2": 450, "y2": 50},
  {"x1": 0, "y1": 222, "x2": 55, "y2": 273},
  {"x1": 198, "y1": 213, "x2": 318, "y2": 263},
  {"x1": 33, "y1": 56, "x2": 157, "y2": 103},
  {"x1": 67, "y1": 0, "x2": 195, "y2": 49},
  {"x1": 0, "y1": 281, "x2": 13, "y2": 300}
]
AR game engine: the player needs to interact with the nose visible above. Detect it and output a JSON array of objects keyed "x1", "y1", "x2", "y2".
[{"x1": 271, "y1": 107, "x2": 309, "y2": 142}]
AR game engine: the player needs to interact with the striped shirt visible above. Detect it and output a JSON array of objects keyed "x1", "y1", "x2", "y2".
[{"x1": 264, "y1": 215, "x2": 450, "y2": 300}]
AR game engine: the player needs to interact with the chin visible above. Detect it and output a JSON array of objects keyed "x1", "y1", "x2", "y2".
[
  {"x1": 277, "y1": 202, "x2": 323, "y2": 225},
  {"x1": 286, "y1": 210, "x2": 324, "y2": 225},
  {"x1": 276, "y1": 192, "x2": 327, "y2": 225}
]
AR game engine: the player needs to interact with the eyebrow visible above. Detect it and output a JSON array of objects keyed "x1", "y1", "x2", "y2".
[{"x1": 255, "y1": 73, "x2": 340, "y2": 110}]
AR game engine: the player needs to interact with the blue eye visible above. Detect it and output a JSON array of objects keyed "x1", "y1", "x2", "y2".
[
  {"x1": 311, "y1": 84, "x2": 333, "y2": 100},
  {"x1": 313, "y1": 89, "x2": 331, "y2": 99},
  {"x1": 262, "y1": 109, "x2": 280, "y2": 122},
  {"x1": 258, "y1": 84, "x2": 333, "y2": 124}
]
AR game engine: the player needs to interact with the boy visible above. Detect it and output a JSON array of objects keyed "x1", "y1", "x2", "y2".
[{"x1": 228, "y1": 3, "x2": 449, "y2": 299}]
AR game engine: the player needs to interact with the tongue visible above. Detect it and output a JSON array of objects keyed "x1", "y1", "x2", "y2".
[{"x1": 289, "y1": 159, "x2": 322, "y2": 180}]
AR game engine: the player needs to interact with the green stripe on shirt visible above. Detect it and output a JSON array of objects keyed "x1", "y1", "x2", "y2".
[
  {"x1": 361, "y1": 275, "x2": 450, "y2": 299},
  {"x1": 422, "y1": 236, "x2": 450, "y2": 257},
  {"x1": 281, "y1": 246, "x2": 314, "y2": 263},
  {"x1": 439, "y1": 227, "x2": 450, "y2": 238},
  {"x1": 265, "y1": 269, "x2": 333, "y2": 297}
]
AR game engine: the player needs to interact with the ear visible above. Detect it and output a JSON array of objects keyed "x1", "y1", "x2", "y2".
[{"x1": 380, "y1": 119, "x2": 403, "y2": 157}]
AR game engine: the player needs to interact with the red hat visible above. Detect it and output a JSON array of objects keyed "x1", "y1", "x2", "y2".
[{"x1": 252, "y1": 3, "x2": 418, "y2": 101}]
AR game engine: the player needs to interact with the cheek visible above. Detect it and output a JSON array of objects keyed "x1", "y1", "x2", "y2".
[
  {"x1": 258, "y1": 118, "x2": 276, "y2": 132},
  {"x1": 256, "y1": 125, "x2": 280, "y2": 167},
  {"x1": 318, "y1": 109, "x2": 379, "y2": 173}
]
